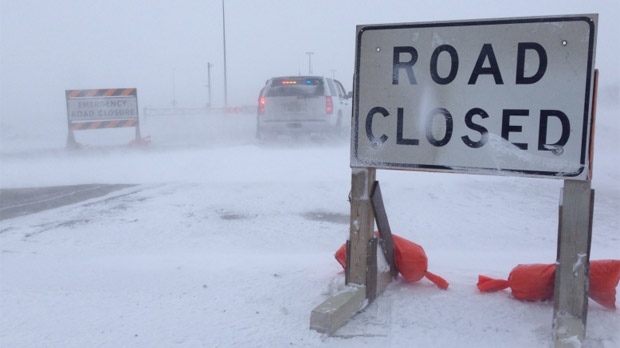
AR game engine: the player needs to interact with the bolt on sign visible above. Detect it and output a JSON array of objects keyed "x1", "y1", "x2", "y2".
[{"x1": 352, "y1": 15, "x2": 598, "y2": 180}]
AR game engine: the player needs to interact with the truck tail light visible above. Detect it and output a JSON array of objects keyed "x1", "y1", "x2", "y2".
[
  {"x1": 258, "y1": 97, "x2": 266, "y2": 115},
  {"x1": 326, "y1": 96, "x2": 333, "y2": 114}
]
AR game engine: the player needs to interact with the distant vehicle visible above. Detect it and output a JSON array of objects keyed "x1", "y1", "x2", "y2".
[{"x1": 256, "y1": 76, "x2": 352, "y2": 139}]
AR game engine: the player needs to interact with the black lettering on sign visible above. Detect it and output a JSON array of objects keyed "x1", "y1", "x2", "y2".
[
  {"x1": 366, "y1": 106, "x2": 390, "y2": 144},
  {"x1": 430, "y1": 45, "x2": 459, "y2": 85},
  {"x1": 538, "y1": 110, "x2": 570, "y2": 151},
  {"x1": 502, "y1": 109, "x2": 529, "y2": 150},
  {"x1": 425, "y1": 108, "x2": 453, "y2": 147},
  {"x1": 462, "y1": 108, "x2": 489, "y2": 148},
  {"x1": 516, "y1": 42, "x2": 548, "y2": 84},
  {"x1": 392, "y1": 46, "x2": 418, "y2": 85},
  {"x1": 468, "y1": 44, "x2": 504, "y2": 85},
  {"x1": 364, "y1": 106, "x2": 572, "y2": 153},
  {"x1": 396, "y1": 107, "x2": 419, "y2": 145}
]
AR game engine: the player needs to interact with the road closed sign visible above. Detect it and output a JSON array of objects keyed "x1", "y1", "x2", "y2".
[
  {"x1": 66, "y1": 88, "x2": 139, "y2": 122},
  {"x1": 351, "y1": 15, "x2": 598, "y2": 179}
]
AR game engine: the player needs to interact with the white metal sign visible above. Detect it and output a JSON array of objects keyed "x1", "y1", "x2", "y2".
[
  {"x1": 66, "y1": 88, "x2": 139, "y2": 122},
  {"x1": 351, "y1": 15, "x2": 597, "y2": 179}
]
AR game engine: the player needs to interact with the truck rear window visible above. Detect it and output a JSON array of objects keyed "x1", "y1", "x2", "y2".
[{"x1": 266, "y1": 78, "x2": 324, "y2": 97}]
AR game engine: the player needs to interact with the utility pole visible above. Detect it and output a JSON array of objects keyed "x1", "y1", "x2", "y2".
[
  {"x1": 172, "y1": 68, "x2": 177, "y2": 108},
  {"x1": 306, "y1": 52, "x2": 314, "y2": 75},
  {"x1": 222, "y1": 0, "x2": 228, "y2": 107},
  {"x1": 207, "y1": 62, "x2": 213, "y2": 109}
]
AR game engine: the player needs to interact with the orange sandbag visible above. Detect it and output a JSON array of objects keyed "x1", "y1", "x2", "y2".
[
  {"x1": 477, "y1": 263, "x2": 555, "y2": 301},
  {"x1": 334, "y1": 233, "x2": 449, "y2": 289},
  {"x1": 392, "y1": 234, "x2": 427, "y2": 281},
  {"x1": 425, "y1": 270, "x2": 450, "y2": 290},
  {"x1": 335, "y1": 242, "x2": 347, "y2": 270},
  {"x1": 589, "y1": 260, "x2": 620, "y2": 309},
  {"x1": 478, "y1": 260, "x2": 620, "y2": 309},
  {"x1": 392, "y1": 234, "x2": 449, "y2": 289},
  {"x1": 477, "y1": 275, "x2": 509, "y2": 292}
]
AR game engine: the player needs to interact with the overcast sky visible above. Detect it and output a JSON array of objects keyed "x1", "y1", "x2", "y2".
[{"x1": 1, "y1": 0, "x2": 618, "y2": 128}]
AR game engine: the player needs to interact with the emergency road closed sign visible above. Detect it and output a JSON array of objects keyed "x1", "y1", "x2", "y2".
[
  {"x1": 351, "y1": 15, "x2": 598, "y2": 180},
  {"x1": 66, "y1": 88, "x2": 139, "y2": 122}
]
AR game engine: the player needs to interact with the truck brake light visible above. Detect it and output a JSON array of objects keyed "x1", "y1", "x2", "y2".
[{"x1": 258, "y1": 97, "x2": 266, "y2": 115}]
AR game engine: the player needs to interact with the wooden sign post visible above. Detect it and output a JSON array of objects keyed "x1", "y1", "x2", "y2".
[
  {"x1": 310, "y1": 168, "x2": 395, "y2": 334},
  {"x1": 553, "y1": 179, "x2": 594, "y2": 346},
  {"x1": 553, "y1": 70, "x2": 598, "y2": 347}
]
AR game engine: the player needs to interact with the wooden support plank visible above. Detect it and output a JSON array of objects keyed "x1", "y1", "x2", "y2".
[
  {"x1": 588, "y1": 69, "x2": 598, "y2": 180},
  {"x1": 310, "y1": 285, "x2": 366, "y2": 335},
  {"x1": 366, "y1": 237, "x2": 378, "y2": 302},
  {"x1": 553, "y1": 179, "x2": 594, "y2": 347},
  {"x1": 344, "y1": 240, "x2": 351, "y2": 285},
  {"x1": 310, "y1": 168, "x2": 396, "y2": 336},
  {"x1": 346, "y1": 168, "x2": 376, "y2": 286},
  {"x1": 553, "y1": 68, "x2": 597, "y2": 347},
  {"x1": 375, "y1": 242, "x2": 394, "y2": 299},
  {"x1": 370, "y1": 181, "x2": 398, "y2": 279}
]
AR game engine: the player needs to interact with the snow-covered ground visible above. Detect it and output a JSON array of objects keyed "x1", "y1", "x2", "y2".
[{"x1": 1, "y1": 101, "x2": 619, "y2": 348}]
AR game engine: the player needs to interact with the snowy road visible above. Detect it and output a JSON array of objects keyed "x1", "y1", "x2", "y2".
[
  {"x1": 0, "y1": 184, "x2": 136, "y2": 221},
  {"x1": 1, "y1": 108, "x2": 618, "y2": 347}
]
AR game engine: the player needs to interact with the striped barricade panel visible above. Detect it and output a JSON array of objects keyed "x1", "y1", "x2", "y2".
[
  {"x1": 66, "y1": 87, "x2": 139, "y2": 129},
  {"x1": 70, "y1": 120, "x2": 138, "y2": 131},
  {"x1": 66, "y1": 88, "x2": 137, "y2": 98},
  {"x1": 65, "y1": 88, "x2": 143, "y2": 147}
]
